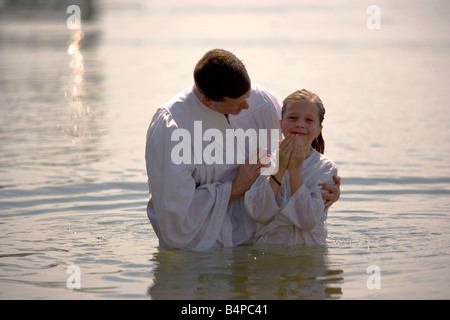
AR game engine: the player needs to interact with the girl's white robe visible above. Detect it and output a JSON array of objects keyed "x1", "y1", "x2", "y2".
[
  {"x1": 245, "y1": 149, "x2": 337, "y2": 246},
  {"x1": 145, "y1": 84, "x2": 281, "y2": 250}
]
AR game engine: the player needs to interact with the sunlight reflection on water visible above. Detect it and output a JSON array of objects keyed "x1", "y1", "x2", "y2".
[
  {"x1": 64, "y1": 29, "x2": 89, "y2": 146},
  {"x1": 0, "y1": 0, "x2": 449, "y2": 300}
]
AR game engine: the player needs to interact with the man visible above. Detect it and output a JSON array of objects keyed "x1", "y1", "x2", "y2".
[{"x1": 145, "y1": 49, "x2": 340, "y2": 250}]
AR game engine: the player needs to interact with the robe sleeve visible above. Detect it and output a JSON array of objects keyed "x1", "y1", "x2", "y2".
[
  {"x1": 244, "y1": 175, "x2": 280, "y2": 223},
  {"x1": 146, "y1": 108, "x2": 232, "y2": 250},
  {"x1": 281, "y1": 163, "x2": 338, "y2": 231}
]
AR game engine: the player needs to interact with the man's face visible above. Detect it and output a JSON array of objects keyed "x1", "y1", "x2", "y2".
[{"x1": 207, "y1": 90, "x2": 251, "y2": 115}]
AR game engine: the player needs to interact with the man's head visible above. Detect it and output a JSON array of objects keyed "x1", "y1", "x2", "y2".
[{"x1": 194, "y1": 49, "x2": 251, "y2": 104}]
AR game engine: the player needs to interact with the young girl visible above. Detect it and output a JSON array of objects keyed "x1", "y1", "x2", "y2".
[{"x1": 244, "y1": 89, "x2": 338, "y2": 246}]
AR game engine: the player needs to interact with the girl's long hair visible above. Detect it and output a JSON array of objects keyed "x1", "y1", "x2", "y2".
[{"x1": 281, "y1": 89, "x2": 326, "y2": 154}]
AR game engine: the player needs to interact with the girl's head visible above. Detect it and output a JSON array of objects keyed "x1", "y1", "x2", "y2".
[{"x1": 281, "y1": 89, "x2": 326, "y2": 153}]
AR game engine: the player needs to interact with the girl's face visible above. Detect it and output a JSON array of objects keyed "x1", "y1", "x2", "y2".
[{"x1": 281, "y1": 101, "x2": 322, "y2": 146}]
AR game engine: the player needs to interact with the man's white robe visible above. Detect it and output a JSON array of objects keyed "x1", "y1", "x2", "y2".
[{"x1": 145, "y1": 84, "x2": 281, "y2": 250}]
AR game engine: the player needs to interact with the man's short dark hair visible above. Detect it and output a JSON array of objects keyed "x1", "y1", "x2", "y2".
[{"x1": 194, "y1": 49, "x2": 251, "y2": 101}]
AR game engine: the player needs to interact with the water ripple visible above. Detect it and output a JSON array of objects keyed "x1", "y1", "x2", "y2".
[{"x1": 343, "y1": 176, "x2": 450, "y2": 186}]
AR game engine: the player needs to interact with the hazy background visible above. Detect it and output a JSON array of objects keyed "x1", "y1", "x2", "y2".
[{"x1": 0, "y1": 0, "x2": 449, "y2": 299}]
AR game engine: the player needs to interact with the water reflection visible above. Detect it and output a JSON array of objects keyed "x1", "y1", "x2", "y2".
[
  {"x1": 63, "y1": 29, "x2": 89, "y2": 146},
  {"x1": 148, "y1": 245, "x2": 343, "y2": 300},
  {"x1": 0, "y1": 2, "x2": 106, "y2": 188}
]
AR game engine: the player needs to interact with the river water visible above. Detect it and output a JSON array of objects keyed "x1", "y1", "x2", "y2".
[{"x1": 0, "y1": 0, "x2": 449, "y2": 299}]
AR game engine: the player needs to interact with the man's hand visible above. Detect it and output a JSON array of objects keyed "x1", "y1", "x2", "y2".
[
  {"x1": 320, "y1": 175, "x2": 341, "y2": 209},
  {"x1": 230, "y1": 148, "x2": 268, "y2": 202}
]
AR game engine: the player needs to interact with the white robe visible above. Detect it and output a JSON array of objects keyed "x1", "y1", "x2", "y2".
[
  {"x1": 244, "y1": 149, "x2": 337, "y2": 246},
  {"x1": 145, "y1": 84, "x2": 281, "y2": 250}
]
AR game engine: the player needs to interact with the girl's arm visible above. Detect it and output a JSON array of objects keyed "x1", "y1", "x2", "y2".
[
  {"x1": 281, "y1": 184, "x2": 326, "y2": 231},
  {"x1": 244, "y1": 175, "x2": 281, "y2": 223},
  {"x1": 282, "y1": 165, "x2": 338, "y2": 231}
]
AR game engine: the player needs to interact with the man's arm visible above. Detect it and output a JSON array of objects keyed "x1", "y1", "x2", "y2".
[
  {"x1": 230, "y1": 148, "x2": 269, "y2": 201},
  {"x1": 146, "y1": 109, "x2": 232, "y2": 250}
]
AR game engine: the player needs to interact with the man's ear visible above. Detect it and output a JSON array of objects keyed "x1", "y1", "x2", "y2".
[{"x1": 201, "y1": 96, "x2": 213, "y2": 107}]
